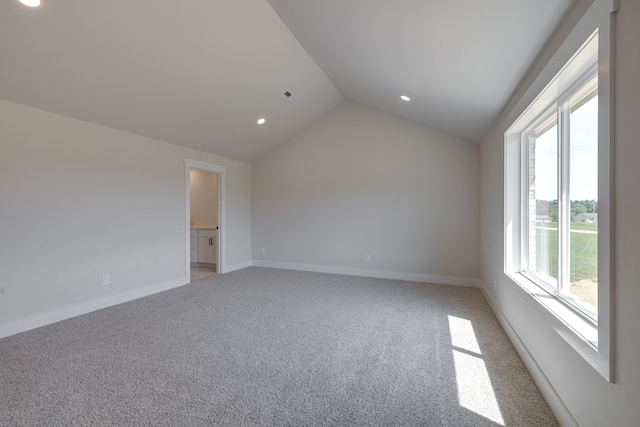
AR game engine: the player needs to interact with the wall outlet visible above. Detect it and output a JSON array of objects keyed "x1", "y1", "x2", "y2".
[
  {"x1": 364, "y1": 254, "x2": 371, "y2": 262},
  {"x1": 261, "y1": 248, "x2": 266, "y2": 255},
  {"x1": 103, "y1": 274, "x2": 111, "y2": 286},
  {"x1": 494, "y1": 280, "x2": 497, "y2": 290}
]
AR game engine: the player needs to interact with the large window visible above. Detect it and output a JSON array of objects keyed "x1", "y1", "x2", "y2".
[
  {"x1": 504, "y1": 0, "x2": 615, "y2": 382},
  {"x1": 523, "y1": 70, "x2": 599, "y2": 322}
]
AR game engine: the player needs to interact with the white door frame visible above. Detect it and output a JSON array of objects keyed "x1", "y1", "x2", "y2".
[{"x1": 185, "y1": 158, "x2": 226, "y2": 277}]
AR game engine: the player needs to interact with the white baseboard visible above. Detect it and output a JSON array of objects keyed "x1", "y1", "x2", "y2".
[
  {"x1": 224, "y1": 260, "x2": 252, "y2": 273},
  {"x1": 0, "y1": 276, "x2": 189, "y2": 340},
  {"x1": 251, "y1": 260, "x2": 481, "y2": 288},
  {"x1": 478, "y1": 281, "x2": 578, "y2": 427}
]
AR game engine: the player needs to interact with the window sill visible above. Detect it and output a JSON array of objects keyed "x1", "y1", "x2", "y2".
[{"x1": 505, "y1": 272, "x2": 610, "y2": 381}]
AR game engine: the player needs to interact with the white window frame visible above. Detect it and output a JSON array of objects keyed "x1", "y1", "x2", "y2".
[
  {"x1": 521, "y1": 67, "x2": 598, "y2": 322},
  {"x1": 503, "y1": 0, "x2": 616, "y2": 382}
]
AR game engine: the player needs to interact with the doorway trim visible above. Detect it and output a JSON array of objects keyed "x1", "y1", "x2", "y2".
[{"x1": 185, "y1": 158, "x2": 226, "y2": 277}]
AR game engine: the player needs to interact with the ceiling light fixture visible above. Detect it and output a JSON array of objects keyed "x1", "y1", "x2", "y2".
[
  {"x1": 18, "y1": 0, "x2": 41, "y2": 7},
  {"x1": 257, "y1": 118, "x2": 266, "y2": 125},
  {"x1": 400, "y1": 95, "x2": 411, "y2": 102}
]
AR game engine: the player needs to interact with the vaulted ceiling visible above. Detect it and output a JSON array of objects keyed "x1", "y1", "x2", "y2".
[{"x1": 0, "y1": 0, "x2": 573, "y2": 162}]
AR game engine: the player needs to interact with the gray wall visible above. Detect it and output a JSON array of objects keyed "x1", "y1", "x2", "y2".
[
  {"x1": 480, "y1": 0, "x2": 640, "y2": 425},
  {"x1": 252, "y1": 102, "x2": 480, "y2": 283},
  {"x1": 190, "y1": 169, "x2": 218, "y2": 227},
  {"x1": 0, "y1": 99, "x2": 252, "y2": 329}
]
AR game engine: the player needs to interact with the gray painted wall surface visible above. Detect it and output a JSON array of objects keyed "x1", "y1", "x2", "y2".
[
  {"x1": 0, "y1": 99, "x2": 251, "y2": 326},
  {"x1": 252, "y1": 101, "x2": 480, "y2": 280},
  {"x1": 190, "y1": 169, "x2": 218, "y2": 227}
]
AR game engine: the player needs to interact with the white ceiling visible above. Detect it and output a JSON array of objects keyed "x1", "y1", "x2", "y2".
[
  {"x1": 0, "y1": 0, "x2": 573, "y2": 162},
  {"x1": 267, "y1": 0, "x2": 574, "y2": 142}
]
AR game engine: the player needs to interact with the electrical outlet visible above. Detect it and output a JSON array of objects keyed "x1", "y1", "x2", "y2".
[
  {"x1": 103, "y1": 274, "x2": 111, "y2": 286},
  {"x1": 365, "y1": 254, "x2": 371, "y2": 262},
  {"x1": 261, "y1": 248, "x2": 266, "y2": 255},
  {"x1": 494, "y1": 280, "x2": 497, "y2": 290}
]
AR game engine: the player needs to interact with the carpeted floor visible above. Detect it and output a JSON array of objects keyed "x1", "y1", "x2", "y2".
[{"x1": 0, "y1": 267, "x2": 558, "y2": 426}]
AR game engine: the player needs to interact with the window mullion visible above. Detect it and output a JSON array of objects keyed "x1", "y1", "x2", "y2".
[
  {"x1": 558, "y1": 101, "x2": 571, "y2": 296},
  {"x1": 524, "y1": 132, "x2": 534, "y2": 274}
]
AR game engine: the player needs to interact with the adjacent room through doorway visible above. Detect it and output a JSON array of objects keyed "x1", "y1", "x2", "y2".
[{"x1": 188, "y1": 167, "x2": 220, "y2": 281}]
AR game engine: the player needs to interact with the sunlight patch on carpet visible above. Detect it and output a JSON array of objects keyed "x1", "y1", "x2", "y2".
[{"x1": 449, "y1": 315, "x2": 505, "y2": 425}]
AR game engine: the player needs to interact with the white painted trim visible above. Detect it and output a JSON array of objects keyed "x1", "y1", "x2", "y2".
[
  {"x1": 0, "y1": 276, "x2": 188, "y2": 340},
  {"x1": 185, "y1": 158, "x2": 227, "y2": 275},
  {"x1": 252, "y1": 260, "x2": 481, "y2": 288},
  {"x1": 502, "y1": 0, "x2": 617, "y2": 382},
  {"x1": 478, "y1": 282, "x2": 578, "y2": 427},
  {"x1": 225, "y1": 260, "x2": 252, "y2": 273}
]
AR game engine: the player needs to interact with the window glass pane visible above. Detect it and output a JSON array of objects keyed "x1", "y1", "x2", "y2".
[
  {"x1": 569, "y1": 84, "x2": 598, "y2": 312},
  {"x1": 528, "y1": 119, "x2": 558, "y2": 287}
]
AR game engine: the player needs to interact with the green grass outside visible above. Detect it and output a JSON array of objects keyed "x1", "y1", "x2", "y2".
[
  {"x1": 535, "y1": 227, "x2": 598, "y2": 283},
  {"x1": 570, "y1": 222, "x2": 598, "y2": 232},
  {"x1": 536, "y1": 222, "x2": 598, "y2": 232}
]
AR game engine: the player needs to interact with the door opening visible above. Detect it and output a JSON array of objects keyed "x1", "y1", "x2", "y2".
[{"x1": 185, "y1": 159, "x2": 226, "y2": 281}]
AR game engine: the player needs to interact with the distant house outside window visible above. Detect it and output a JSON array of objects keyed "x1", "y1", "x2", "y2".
[
  {"x1": 523, "y1": 69, "x2": 599, "y2": 321},
  {"x1": 503, "y1": 0, "x2": 616, "y2": 381}
]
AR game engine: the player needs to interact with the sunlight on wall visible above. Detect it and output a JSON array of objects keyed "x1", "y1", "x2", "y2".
[{"x1": 448, "y1": 315, "x2": 505, "y2": 425}]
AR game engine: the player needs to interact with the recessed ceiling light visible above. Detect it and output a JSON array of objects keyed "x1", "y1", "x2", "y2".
[
  {"x1": 400, "y1": 95, "x2": 411, "y2": 102},
  {"x1": 18, "y1": 0, "x2": 41, "y2": 7},
  {"x1": 257, "y1": 118, "x2": 266, "y2": 125}
]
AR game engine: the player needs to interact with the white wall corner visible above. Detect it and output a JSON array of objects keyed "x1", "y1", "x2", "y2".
[
  {"x1": 225, "y1": 260, "x2": 253, "y2": 273},
  {"x1": 478, "y1": 282, "x2": 579, "y2": 427}
]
